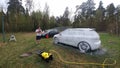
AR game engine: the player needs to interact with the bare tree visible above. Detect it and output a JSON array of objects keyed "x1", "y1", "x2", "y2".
[{"x1": 0, "y1": 5, "x2": 3, "y2": 12}]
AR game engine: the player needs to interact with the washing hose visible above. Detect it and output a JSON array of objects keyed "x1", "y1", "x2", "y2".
[{"x1": 49, "y1": 50, "x2": 116, "y2": 68}]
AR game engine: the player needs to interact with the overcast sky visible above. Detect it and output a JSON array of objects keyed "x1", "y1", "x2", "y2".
[{"x1": 0, "y1": 0, "x2": 120, "y2": 17}]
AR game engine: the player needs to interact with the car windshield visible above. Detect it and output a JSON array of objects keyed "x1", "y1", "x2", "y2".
[
  {"x1": 45, "y1": 29, "x2": 57, "y2": 33},
  {"x1": 45, "y1": 30, "x2": 50, "y2": 33}
]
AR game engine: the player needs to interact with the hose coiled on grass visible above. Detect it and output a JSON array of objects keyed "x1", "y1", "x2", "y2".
[{"x1": 49, "y1": 50, "x2": 116, "y2": 68}]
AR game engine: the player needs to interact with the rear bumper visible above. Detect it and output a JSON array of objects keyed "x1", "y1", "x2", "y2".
[{"x1": 91, "y1": 41, "x2": 101, "y2": 50}]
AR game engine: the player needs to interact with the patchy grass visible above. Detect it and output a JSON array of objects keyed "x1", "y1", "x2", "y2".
[
  {"x1": 0, "y1": 32, "x2": 120, "y2": 68},
  {"x1": 100, "y1": 33, "x2": 120, "y2": 68}
]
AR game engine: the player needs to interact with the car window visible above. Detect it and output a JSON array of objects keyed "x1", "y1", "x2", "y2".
[
  {"x1": 61, "y1": 30, "x2": 76, "y2": 35},
  {"x1": 84, "y1": 30, "x2": 97, "y2": 35},
  {"x1": 61, "y1": 30, "x2": 68, "y2": 35},
  {"x1": 68, "y1": 31, "x2": 75, "y2": 35},
  {"x1": 49, "y1": 31, "x2": 55, "y2": 34},
  {"x1": 75, "y1": 31, "x2": 84, "y2": 35}
]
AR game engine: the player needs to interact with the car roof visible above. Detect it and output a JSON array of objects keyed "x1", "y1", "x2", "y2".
[{"x1": 66, "y1": 28, "x2": 95, "y2": 31}]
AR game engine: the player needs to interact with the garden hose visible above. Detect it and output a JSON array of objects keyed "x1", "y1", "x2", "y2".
[{"x1": 49, "y1": 50, "x2": 116, "y2": 68}]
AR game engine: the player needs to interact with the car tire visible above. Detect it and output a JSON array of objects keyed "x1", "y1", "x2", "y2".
[
  {"x1": 53, "y1": 38, "x2": 59, "y2": 44},
  {"x1": 78, "y1": 41, "x2": 91, "y2": 53}
]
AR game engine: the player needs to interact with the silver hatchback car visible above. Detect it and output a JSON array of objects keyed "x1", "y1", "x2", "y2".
[{"x1": 53, "y1": 28, "x2": 101, "y2": 53}]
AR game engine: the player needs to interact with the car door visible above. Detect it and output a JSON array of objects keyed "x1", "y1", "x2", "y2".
[
  {"x1": 62, "y1": 32, "x2": 69, "y2": 44},
  {"x1": 67, "y1": 31, "x2": 84, "y2": 47},
  {"x1": 66, "y1": 31, "x2": 75, "y2": 46},
  {"x1": 58, "y1": 30, "x2": 69, "y2": 44}
]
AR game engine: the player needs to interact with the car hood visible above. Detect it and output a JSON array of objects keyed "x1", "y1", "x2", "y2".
[{"x1": 53, "y1": 34, "x2": 59, "y2": 37}]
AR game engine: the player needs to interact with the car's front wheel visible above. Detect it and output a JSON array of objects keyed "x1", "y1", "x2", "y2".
[
  {"x1": 53, "y1": 37, "x2": 59, "y2": 44},
  {"x1": 78, "y1": 41, "x2": 91, "y2": 53}
]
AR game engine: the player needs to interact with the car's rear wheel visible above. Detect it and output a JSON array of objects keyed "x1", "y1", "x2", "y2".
[
  {"x1": 53, "y1": 38, "x2": 59, "y2": 44},
  {"x1": 78, "y1": 41, "x2": 91, "y2": 53}
]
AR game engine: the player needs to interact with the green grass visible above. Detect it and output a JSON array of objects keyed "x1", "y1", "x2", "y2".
[{"x1": 0, "y1": 32, "x2": 120, "y2": 68}]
